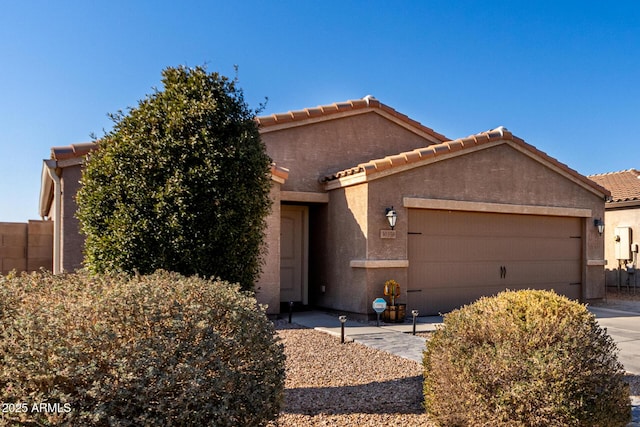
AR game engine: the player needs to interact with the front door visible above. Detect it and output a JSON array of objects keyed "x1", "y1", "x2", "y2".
[{"x1": 280, "y1": 205, "x2": 308, "y2": 304}]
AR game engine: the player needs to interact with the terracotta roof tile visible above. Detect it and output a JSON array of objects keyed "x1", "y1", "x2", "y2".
[
  {"x1": 270, "y1": 164, "x2": 289, "y2": 182},
  {"x1": 257, "y1": 116, "x2": 278, "y2": 126},
  {"x1": 256, "y1": 96, "x2": 449, "y2": 142},
  {"x1": 290, "y1": 110, "x2": 309, "y2": 121},
  {"x1": 359, "y1": 164, "x2": 376, "y2": 174},
  {"x1": 321, "y1": 127, "x2": 610, "y2": 197},
  {"x1": 588, "y1": 169, "x2": 640, "y2": 203},
  {"x1": 51, "y1": 142, "x2": 97, "y2": 160},
  {"x1": 388, "y1": 153, "x2": 407, "y2": 166},
  {"x1": 306, "y1": 107, "x2": 324, "y2": 118},
  {"x1": 272, "y1": 112, "x2": 294, "y2": 124},
  {"x1": 472, "y1": 133, "x2": 490, "y2": 145},
  {"x1": 321, "y1": 104, "x2": 340, "y2": 114},
  {"x1": 415, "y1": 146, "x2": 435, "y2": 159},
  {"x1": 432, "y1": 144, "x2": 450, "y2": 156},
  {"x1": 373, "y1": 158, "x2": 393, "y2": 172},
  {"x1": 446, "y1": 140, "x2": 464, "y2": 153},
  {"x1": 404, "y1": 150, "x2": 421, "y2": 163}
]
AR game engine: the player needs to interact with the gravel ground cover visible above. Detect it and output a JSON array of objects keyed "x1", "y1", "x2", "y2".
[
  {"x1": 272, "y1": 291, "x2": 640, "y2": 426},
  {"x1": 273, "y1": 322, "x2": 434, "y2": 426}
]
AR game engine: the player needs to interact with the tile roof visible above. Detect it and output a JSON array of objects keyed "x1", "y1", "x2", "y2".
[
  {"x1": 46, "y1": 141, "x2": 288, "y2": 182},
  {"x1": 51, "y1": 142, "x2": 97, "y2": 160},
  {"x1": 270, "y1": 164, "x2": 289, "y2": 183},
  {"x1": 321, "y1": 126, "x2": 610, "y2": 196},
  {"x1": 256, "y1": 96, "x2": 449, "y2": 142},
  {"x1": 588, "y1": 169, "x2": 640, "y2": 203}
]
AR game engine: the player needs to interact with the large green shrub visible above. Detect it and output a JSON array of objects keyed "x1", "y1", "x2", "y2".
[
  {"x1": 76, "y1": 65, "x2": 272, "y2": 290},
  {"x1": 423, "y1": 289, "x2": 630, "y2": 427},
  {"x1": 0, "y1": 270, "x2": 285, "y2": 426}
]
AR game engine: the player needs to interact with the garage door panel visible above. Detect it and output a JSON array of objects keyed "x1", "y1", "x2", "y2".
[
  {"x1": 504, "y1": 261, "x2": 581, "y2": 285},
  {"x1": 408, "y1": 209, "x2": 583, "y2": 315},
  {"x1": 414, "y1": 210, "x2": 582, "y2": 238},
  {"x1": 409, "y1": 260, "x2": 580, "y2": 289},
  {"x1": 409, "y1": 261, "x2": 503, "y2": 289},
  {"x1": 415, "y1": 236, "x2": 581, "y2": 263},
  {"x1": 415, "y1": 237, "x2": 515, "y2": 262},
  {"x1": 513, "y1": 237, "x2": 581, "y2": 261}
]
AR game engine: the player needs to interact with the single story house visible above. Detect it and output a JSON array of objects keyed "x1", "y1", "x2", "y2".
[
  {"x1": 588, "y1": 169, "x2": 640, "y2": 290},
  {"x1": 40, "y1": 96, "x2": 609, "y2": 316},
  {"x1": 40, "y1": 143, "x2": 95, "y2": 274}
]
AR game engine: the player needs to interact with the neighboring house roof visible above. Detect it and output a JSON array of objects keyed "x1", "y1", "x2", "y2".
[
  {"x1": 51, "y1": 142, "x2": 97, "y2": 161},
  {"x1": 39, "y1": 143, "x2": 98, "y2": 218},
  {"x1": 588, "y1": 169, "x2": 640, "y2": 205},
  {"x1": 256, "y1": 96, "x2": 449, "y2": 143},
  {"x1": 322, "y1": 126, "x2": 611, "y2": 198}
]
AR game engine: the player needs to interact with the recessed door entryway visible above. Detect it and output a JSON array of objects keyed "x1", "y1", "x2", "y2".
[
  {"x1": 408, "y1": 209, "x2": 582, "y2": 315},
  {"x1": 280, "y1": 205, "x2": 309, "y2": 304}
]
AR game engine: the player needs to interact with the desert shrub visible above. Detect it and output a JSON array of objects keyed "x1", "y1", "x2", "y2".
[
  {"x1": 0, "y1": 270, "x2": 284, "y2": 426},
  {"x1": 423, "y1": 289, "x2": 630, "y2": 427}
]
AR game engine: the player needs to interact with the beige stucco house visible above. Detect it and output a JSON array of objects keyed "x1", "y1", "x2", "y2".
[
  {"x1": 588, "y1": 169, "x2": 640, "y2": 290},
  {"x1": 40, "y1": 96, "x2": 609, "y2": 316},
  {"x1": 39, "y1": 143, "x2": 95, "y2": 274}
]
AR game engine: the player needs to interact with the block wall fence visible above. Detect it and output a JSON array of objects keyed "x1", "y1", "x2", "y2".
[{"x1": 0, "y1": 220, "x2": 53, "y2": 275}]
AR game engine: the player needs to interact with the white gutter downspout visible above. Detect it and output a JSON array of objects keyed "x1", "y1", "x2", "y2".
[{"x1": 44, "y1": 159, "x2": 62, "y2": 274}]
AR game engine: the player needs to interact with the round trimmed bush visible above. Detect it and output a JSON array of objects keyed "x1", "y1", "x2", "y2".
[
  {"x1": 423, "y1": 289, "x2": 630, "y2": 427},
  {"x1": 0, "y1": 270, "x2": 285, "y2": 426}
]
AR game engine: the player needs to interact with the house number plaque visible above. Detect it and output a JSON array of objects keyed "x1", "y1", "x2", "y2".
[{"x1": 380, "y1": 230, "x2": 397, "y2": 239}]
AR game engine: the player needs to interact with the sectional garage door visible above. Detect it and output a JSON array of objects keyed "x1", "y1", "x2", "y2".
[{"x1": 407, "y1": 209, "x2": 583, "y2": 315}]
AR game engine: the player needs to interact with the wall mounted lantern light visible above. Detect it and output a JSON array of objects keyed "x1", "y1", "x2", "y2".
[
  {"x1": 385, "y1": 207, "x2": 397, "y2": 230},
  {"x1": 594, "y1": 218, "x2": 605, "y2": 235}
]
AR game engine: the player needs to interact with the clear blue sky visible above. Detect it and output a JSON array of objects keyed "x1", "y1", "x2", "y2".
[{"x1": 1, "y1": 1, "x2": 639, "y2": 222}]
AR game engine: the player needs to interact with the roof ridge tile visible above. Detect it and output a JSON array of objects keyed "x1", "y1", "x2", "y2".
[
  {"x1": 51, "y1": 142, "x2": 97, "y2": 160},
  {"x1": 588, "y1": 168, "x2": 640, "y2": 177},
  {"x1": 257, "y1": 96, "x2": 449, "y2": 142},
  {"x1": 321, "y1": 127, "x2": 609, "y2": 197}
]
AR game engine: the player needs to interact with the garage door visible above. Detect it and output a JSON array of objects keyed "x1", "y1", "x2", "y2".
[{"x1": 407, "y1": 209, "x2": 582, "y2": 315}]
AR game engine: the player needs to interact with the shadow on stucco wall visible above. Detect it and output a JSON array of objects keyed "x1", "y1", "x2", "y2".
[{"x1": 606, "y1": 267, "x2": 639, "y2": 292}]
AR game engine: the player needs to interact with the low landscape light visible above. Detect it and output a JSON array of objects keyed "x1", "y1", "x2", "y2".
[
  {"x1": 339, "y1": 315, "x2": 347, "y2": 343},
  {"x1": 288, "y1": 301, "x2": 294, "y2": 323},
  {"x1": 412, "y1": 310, "x2": 419, "y2": 335}
]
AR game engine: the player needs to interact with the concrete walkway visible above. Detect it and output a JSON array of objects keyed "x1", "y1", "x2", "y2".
[
  {"x1": 288, "y1": 307, "x2": 640, "y2": 373},
  {"x1": 287, "y1": 310, "x2": 441, "y2": 363},
  {"x1": 286, "y1": 309, "x2": 640, "y2": 425}
]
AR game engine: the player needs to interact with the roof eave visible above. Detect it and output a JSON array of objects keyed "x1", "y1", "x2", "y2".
[
  {"x1": 270, "y1": 164, "x2": 289, "y2": 184},
  {"x1": 605, "y1": 199, "x2": 640, "y2": 209},
  {"x1": 39, "y1": 159, "x2": 57, "y2": 218},
  {"x1": 257, "y1": 97, "x2": 449, "y2": 144},
  {"x1": 322, "y1": 127, "x2": 611, "y2": 199}
]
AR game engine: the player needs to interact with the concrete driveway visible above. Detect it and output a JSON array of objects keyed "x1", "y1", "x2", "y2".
[{"x1": 589, "y1": 306, "x2": 640, "y2": 374}]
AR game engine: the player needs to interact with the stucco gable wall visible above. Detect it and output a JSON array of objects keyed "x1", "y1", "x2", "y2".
[
  {"x1": 382, "y1": 144, "x2": 602, "y2": 209},
  {"x1": 261, "y1": 111, "x2": 435, "y2": 193},
  {"x1": 363, "y1": 143, "x2": 606, "y2": 299}
]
